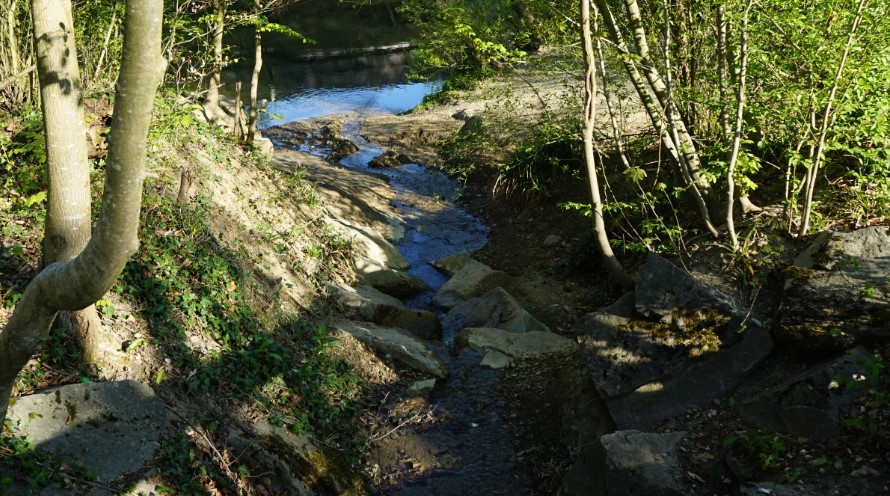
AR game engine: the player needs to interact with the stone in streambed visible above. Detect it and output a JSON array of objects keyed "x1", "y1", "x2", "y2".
[
  {"x1": 328, "y1": 284, "x2": 441, "y2": 340},
  {"x1": 447, "y1": 287, "x2": 550, "y2": 334},
  {"x1": 354, "y1": 257, "x2": 430, "y2": 297},
  {"x1": 334, "y1": 322, "x2": 448, "y2": 379},
  {"x1": 430, "y1": 253, "x2": 508, "y2": 309},
  {"x1": 456, "y1": 327, "x2": 578, "y2": 369}
]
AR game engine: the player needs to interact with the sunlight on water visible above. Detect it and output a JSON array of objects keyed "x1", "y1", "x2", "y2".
[{"x1": 258, "y1": 80, "x2": 441, "y2": 128}]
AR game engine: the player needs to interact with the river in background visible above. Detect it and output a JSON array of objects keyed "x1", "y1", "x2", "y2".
[{"x1": 221, "y1": 0, "x2": 440, "y2": 126}]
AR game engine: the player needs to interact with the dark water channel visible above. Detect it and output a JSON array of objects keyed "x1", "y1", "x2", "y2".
[{"x1": 228, "y1": 3, "x2": 535, "y2": 494}]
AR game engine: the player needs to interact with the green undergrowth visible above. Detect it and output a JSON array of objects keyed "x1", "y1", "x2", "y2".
[{"x1": 1, "y1": 93, "x2": 370, "y2": 492}]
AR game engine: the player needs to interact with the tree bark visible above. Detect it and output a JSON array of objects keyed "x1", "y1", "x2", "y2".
[
  {"x1": 581, "y1": 0, "x2": 634, "y2": 290},
  {"x1": 0, "y1": 0, "x2": 165, "y2": 425},
  {"x1": 593, "y1": 0, "x2": 718, "y2": 237},
  {"x1": 203, "y1": 0, "x2": 226, "y2": 122},
  {"x1": 32, "y1": 0, "x2": 105, "y2": 363},
  {"x1": 247, "y1": 4, "x2": 262, "y2": 145}
]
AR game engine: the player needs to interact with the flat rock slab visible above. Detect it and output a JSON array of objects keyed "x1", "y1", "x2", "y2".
[
  {"x1": 601, "y1": 430, "x2": 686, "y2": 496},
  {"x1": 7, "y1": 380, "x2": 168, "y2": 483},
  {"x1": 334, "y1": 322, "x2": 448, "y2": 378},
  {"x1": 607, "y1": 327, "x2": 772, "y2": 430},
  {"x1": 430, "y1": 254, "x2": 508, "y2": 309},
  {"x1": 636, "y1": 252, "x2": 741, "y2": 323},
  {"x1": 779, "y1": 227, "x2": 890, "y2": 355},
  {"x1": 576, "y1": 292, "x2": 679, "y2": 398},
  {"x1": 456, "y1": 327, "x2": 578, "y2": 368},
  {"x1": 739, "y1": 347, "x2": 873, "y2": 439},
  {"x1": 447, "y1": 287, "x2": 550, "y2": 334},
  {"x1": 329, "y1": 284, "x2": 442, "y2": 340}
]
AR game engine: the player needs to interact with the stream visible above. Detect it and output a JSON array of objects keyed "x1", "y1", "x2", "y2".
[{"x1": 222, "y1": 3, "x2": 536, "y2": 493}]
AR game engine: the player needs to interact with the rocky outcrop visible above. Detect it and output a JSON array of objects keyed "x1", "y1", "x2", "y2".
[
  {"x1": 456, "y1": 327, "x2": 579, "y2": 369},
  {"x1": 576, "y1": 253, "x2": 772, "y2": 430},
  {"x1": 430, "y1": 253, "x2": 508, "y2": 309},
  {"x1": 777, "y1": 227, "x2": 890, "y2": 357},
  {"x1": 739, "y1": 346, "x2": 874, "y2": 439},
  {"x1": 328, "y1": 284, "x2": 442, "y2": 340},
  {"x1": 447, "y1": 287, "x2": 550, "y2": 334},
  {"x1": 7, "y1": 381, "x2": 168, "y2": 483},
  {"x1": 600, "y1": 430, "x2": 687, "y2": 496},
  {"x1": 227, "y1": 419, "x2": 364, "y2": 495},
  {"x1": 334, "y1": 322, "x2": 448, "y2": 378}
]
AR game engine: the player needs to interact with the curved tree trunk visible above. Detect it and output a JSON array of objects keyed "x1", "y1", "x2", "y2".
[
  {"x1": 32, "y1": 0, "x2": 104, "y2": 363},
  {"x1": 0, "y1": 0, "x2": 165, "y2": 425},
  {"x1": 581, "y1": 0, "x2": 634, "y2": 290}
]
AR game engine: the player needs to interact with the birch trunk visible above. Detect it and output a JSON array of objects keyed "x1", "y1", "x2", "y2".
[{"x1": 581, "y1": 0, "x2": 634, "y2": 290}]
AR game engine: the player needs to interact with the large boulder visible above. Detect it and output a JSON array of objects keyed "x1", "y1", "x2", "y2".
[
  {"x1": 600, "y1": 430, "x2": 687, "y2": 496},
  {"x1": 446, "y1": 287, "x2": 550, "y2": 334},
  {"x1": 606, "y1": 326, "x2": 771, "y2": 430},
  {"x1": 7, "y1": 381, "x2": 168, "y2": 483},
  {"x1": 334, "y1": 322, "x2": 448, "y2": 378},
  {"x1": 456, "y1": 327, "x2": 579, "y2": 369},
  {"x1": 328, "y1": 284, "x2": 441, "y2": 340},
  {"x1": 739, "y1": 347, "x2": 874, "y2": 439},
  {"x1": 636, "y1": 252, "x2": 742, "y2": 324},
  {"x1": 778, "y1": 227, "x2": 890, "y2": 356},
  {"x1": 575, "y1": 292, "x2": 676, "y2": 398},
  {"x1": 430, "y1": 253, "x2": 508, "y2": 309},
  {"x1": 575, "y1": 254, "x2": 772, "y2": 429}
]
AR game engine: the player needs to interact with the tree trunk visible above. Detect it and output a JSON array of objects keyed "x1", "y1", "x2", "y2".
[
  {"x1": 0, "y1": 0, "x2": 165, "y2": 425},
  {"x1": 593, "y1": 0, "x2": 718, "y2": 238},
  {"x1": 581, "y1": 0, "x2": 634, "y2": 290},
  {"x1": 203, "y1": 0, "x2": 226, "y2": 122},
  {"x1": 725, "y1": 0, "x2": 754, "y2": 250},
  {"x1": 247, "y1": 7, "x2": 262, "y2": 145},
  {"x1": 32, "y1": 0, "x2": 104, "y2": 363}
]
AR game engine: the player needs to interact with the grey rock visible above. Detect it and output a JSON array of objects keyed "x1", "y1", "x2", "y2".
[
  {"x1": 329, "y1": 284, "x2": 441, "y2": 340},
  {"x1": 7, "y1": 380, "x2": 168, "y2": 483},
  {"x1": 576, "y1": 292, "x2": 679, "y2": 398},
  {"x1": 430, "y1": 252, "x2": 476, "y2": 275},
  {"x1": 543, "y1": 234, "x2": 562, "y2": 247},
  {"x1": 608, "y1": 326, "x2": 772, "y2": 430},
  {"x1": 480, "y1": 350, "x2": 514, "y2": 369},
  {"x1": 406, "y1": 378, "x2": 437, "y2": 397},
  {"x1": 227, "y1": 419, "x2": 358, "y2": 495},
  {"x1": 601, "y1": 430, "x2": 686, "y2": 496},
  {"x1": 431, "y1": 255, "x2": 508, "y2": 309},
  {"x1": 334, "y1": 322, "x2": 448, "y2": 378},
  {"x1": 778, "y1": 227, "x2": 890, "y2": 356},
  {"x1": 447, "y1": 287, "x2": 550, "y2": 334},
  {"x1": 739, "y1": 347, "x2": 873, "y2": 439},
  {"x1": 325, "y1": 139, "x2": 358, "y2": 162},
  {"x1": 253, "y1": 136, "x2": 275, "y2": 158},
  {"x1": 329, "y1": 218, "x2": 409, "y2": 271},
  {"x1": 636, "y1": 252, "x2": 741, "y2": 324},
  {"x1": 456, "y1": 327, "x2": 579, "y2": 368},
  {"x1": 354, "y1": 257, "x2": 430, "y2": 297}
]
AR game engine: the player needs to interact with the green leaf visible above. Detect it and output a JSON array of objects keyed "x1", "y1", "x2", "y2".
[{"x1": 24, "y1": 191, "x2": 47, "y2": 207}]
